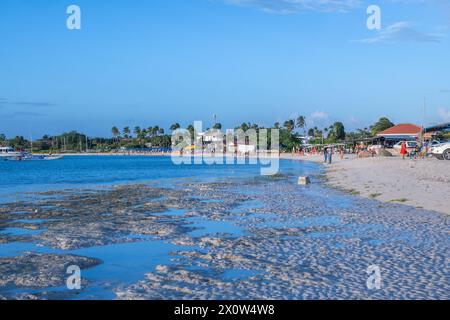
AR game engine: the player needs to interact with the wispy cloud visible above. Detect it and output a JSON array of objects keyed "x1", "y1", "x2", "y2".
[
  {"x1": 0, "y1": 98, "x2": 57, "y2": 109},
  {"x1": 221, "y1": 0, "x2": 361, "y2": 13},
  {"x1": 2, "y1": 112, "x2": 46, "y2": 119},
  {"x1": 357, "y1": 21, "x2": 443, "y2": 43},
  {"x1": 310, "y1": 110, "x2": 329, "y2": 120},
  {"x1": 307, "y1": 110, "x2": 330, "y2": 128},
  {"x1": 11, "y1": 101, "x2": 57, "y2": 107},
  {"x1": 437, "y1": 107, "x2": 450, "y2": 122}
]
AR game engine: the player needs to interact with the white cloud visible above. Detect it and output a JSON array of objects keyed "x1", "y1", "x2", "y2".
[
  {"x1": 221, "y1": 0, "x2": 361, "y2": 13},
  {"x1": 348, "y1": 116, "x2": 361, "y2": 126},
  {"x1": 310, "y1": 111, "x2": 329, "y2": 120},
  {"x1": 437, "y1": 107, "x2": 450, "y2": 122},
  {"x1": 357, "y1": 21, "x2": 443, "y2": 43}
]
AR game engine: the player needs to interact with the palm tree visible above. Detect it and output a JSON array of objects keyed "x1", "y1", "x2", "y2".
[
  {"x1": 329, "y1": 122, "x2": 345, "y2": 141},
  {"x1": 239, "y1": 123, "x2": 250, "y2": 132},
  {"x1": 284, "y1": 119, "x2": 295, "y2": 132},
  {"x1": 213, "y1": 123, "x2": 222, "y2": 130},
  {"x1": 313, "y1": 127, "x2": 320, "y2": 139},
  {"x1": 158, "y1": 128, "x2": 165, "y2": 135},
  {"x1": 134, "y1": 126, "x2": 141, "y2": 139},
  {"x1": 296, "y1": 116, "x2": 306, "y2": 134},
  {"x1": 274, "y1": 122, "x2": 280, "y2": 129},
  {"x1": 111, "y1": 127, "x2": 120, "y2": 138},
  {"x1": 147, "y1": 127, "x2": 153, "y2": 138},
  {"x1": 187, "y1": 125, "x2": 195, "y2": 140},
  {"x1": 140, "y1": 129, "x2": 147, "y2": 141},
  {"x1": 170, "y1": 123, "x2": 181, "y2": 131},
  {"x1": 123, "y1": 127, "x2": 130, "y2": 139},
  {"x1": 370, "y1": 117, "x2": 395, "y2": 136}
]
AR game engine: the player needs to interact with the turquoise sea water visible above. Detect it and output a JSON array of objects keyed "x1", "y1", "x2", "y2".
[{"x1": 0, "y1": 156, "x2": 313, "y2": 199}]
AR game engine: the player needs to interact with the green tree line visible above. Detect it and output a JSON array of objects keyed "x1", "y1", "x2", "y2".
[{"x1": 0, "y1": 117, "x2": 400, "y2": 152}]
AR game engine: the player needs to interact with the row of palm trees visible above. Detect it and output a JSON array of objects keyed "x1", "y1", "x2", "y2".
[
  {"x1": 111, "y1": 123, "x2": 190, "y2": 139},
  {"x1": 272, "y1": 116, "x2": 306, "y2": 133},
  {"x1": 111, "y1": 125, "x2": 167, "y2": 140},
  {"x1": 111, "y1": 117, "x2": 309, "y2": 140},
  {"x1": 307, "y1": 123, "x2": 345, "y2": 140}
]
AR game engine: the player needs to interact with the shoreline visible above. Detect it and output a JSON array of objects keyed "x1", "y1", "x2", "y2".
[
  {"x1": 280, "y1": 153, "x2": 450, "y2": 215},
  {"x1": 30, "y1": 151, "x2": 450, "y2": 215}
]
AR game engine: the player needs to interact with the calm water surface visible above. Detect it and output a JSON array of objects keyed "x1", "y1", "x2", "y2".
[{"x1": 0, "y1": 156, "x2": 313, "y2": 198}]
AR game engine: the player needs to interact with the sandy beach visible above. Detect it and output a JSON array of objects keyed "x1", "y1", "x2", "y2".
[{"x1": 282, "y1": 153, "x2": 450, "y2": 215}]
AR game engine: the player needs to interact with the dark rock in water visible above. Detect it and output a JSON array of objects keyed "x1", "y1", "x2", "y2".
[
  {"x1": 378, "y1": 149, "x2": 393, "y2": 157},
  {"x1": 0, "y1": 254, "x2": 101, "y2": 289}
]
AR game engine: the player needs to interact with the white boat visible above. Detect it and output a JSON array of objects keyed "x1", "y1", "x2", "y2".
[
  {"x1": 0, "y1": 146, "x2": 23, "y2": 159},
  {"x1": 1, "y1": 149, "x2": 64, "y2": 161},
  {"x1": 42, "y1": 155, "x2": 64, "y2": 161},
  {"x1": 5, "y1": 155, "x2": 65, "y2": 161}
]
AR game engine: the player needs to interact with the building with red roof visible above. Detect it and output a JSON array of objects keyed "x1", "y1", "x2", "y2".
[{"x1": 377, "y1": 123, "x2": 422, "y2": 141}]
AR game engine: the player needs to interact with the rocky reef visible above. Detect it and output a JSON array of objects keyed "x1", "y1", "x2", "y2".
[{"x1": 0, "y1": 173, "x2": 448, "y2": 300}]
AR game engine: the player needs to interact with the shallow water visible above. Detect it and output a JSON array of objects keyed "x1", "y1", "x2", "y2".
[
  {"x1": 71, "y1": 240, "x2": 193, "y2": 300},
  {"x1": 0, "y1": 156, "x2": 293, "y2": 198},
  {"x1": 0, "y1": 156, "x2": 448, "y2": 300},
  {"x1": 0, "y1": 227, "x2": 45, "y2": 236}
]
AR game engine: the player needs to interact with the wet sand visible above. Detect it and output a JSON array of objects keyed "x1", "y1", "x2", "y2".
[
  {"x1": 0, "y1": 162, "x2": 448, "y2": 300},
  {"x1": 282, "y1": 153, "x2": 450, "y2": 215}
]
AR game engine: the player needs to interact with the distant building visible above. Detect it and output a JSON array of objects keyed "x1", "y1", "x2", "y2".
[
  {"x1": 198, "y1": 131, "x2": 223, "y2": 143},
  {"x1": 424, "y1": 122, "x2": 450, "y2": 140},
  {"x1": 377, "y1": 123, "x2": 422, "y2": 143},
  {"x1": 237, "y1": 144, "x2": 256, "y2": 154},
  {"x1": 299, "y1": 135, "x2": 313, "y2": 145}
]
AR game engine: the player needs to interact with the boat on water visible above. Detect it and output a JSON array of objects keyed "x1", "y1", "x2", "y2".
[
  {"x1": 0, "y1": 146, "x2": 24, "y2": 159},
  {"x1": 1, "y1": 147, "x2": 64, "y2": 161},
  {"x1": 36, "y1": 154, "x2": 64, "y2": 161},
  {"x1": 4, "y1": 154, "x2": 64, "y2": 161}
]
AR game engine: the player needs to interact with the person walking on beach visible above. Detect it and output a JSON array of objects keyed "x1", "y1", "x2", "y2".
[
  {"x1": 422, "y1": 140, "x2": 430, "y2": 158},
  {"x1": 324, "y1": 147, "x2": 328, "y2": 163},
  {"x1": 400, "y1": 140, "x2": 408, "y2": 160},
  {"x1": 328, "y1": 146, "x2": 333, "y2": 164}
]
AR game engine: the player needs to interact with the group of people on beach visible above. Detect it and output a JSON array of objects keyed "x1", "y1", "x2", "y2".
[
  {"x1": 399, "y1": 140, "x2": 429, "y2": 160},
  {"x1": 291, "y1": 137, "x2": 439, "y2": 162}
]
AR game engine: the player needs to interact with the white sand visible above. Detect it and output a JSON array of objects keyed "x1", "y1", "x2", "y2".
[{"x1": 282, "y1": 153, "x2": 450, "y2": 215}]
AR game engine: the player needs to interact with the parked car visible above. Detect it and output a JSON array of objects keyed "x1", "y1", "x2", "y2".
[
  {"x1": 430, "y1": 141, "x2": 450, "y2": 160},
  {"x1": 426, "y1": 140, "x2": 441, "y2": 147},
  {"x1": 431, "y1": 140, "x2": 441, "y2": 146}
]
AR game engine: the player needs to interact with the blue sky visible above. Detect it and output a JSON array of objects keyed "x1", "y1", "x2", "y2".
[{"x1": 0, "y1": 0, "x2": 449, "y2": 137}]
